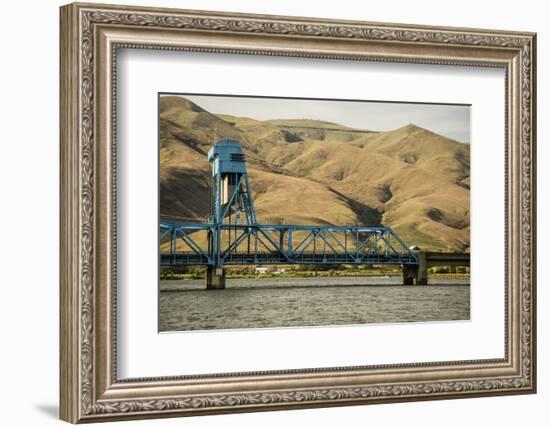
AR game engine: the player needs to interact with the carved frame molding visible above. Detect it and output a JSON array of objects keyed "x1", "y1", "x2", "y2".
[{"x1": 60, "y1": 2, "x2": 536, "y2": 423}]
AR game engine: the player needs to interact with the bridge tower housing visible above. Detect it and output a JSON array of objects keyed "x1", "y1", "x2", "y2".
[{"x1": 206, "y1": 140, "x2": 256, "y2": 288}]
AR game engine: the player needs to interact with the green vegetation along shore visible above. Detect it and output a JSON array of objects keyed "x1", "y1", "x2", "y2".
[{"x1": 160, "y1": 265, "x2": 469, "y2": 281}]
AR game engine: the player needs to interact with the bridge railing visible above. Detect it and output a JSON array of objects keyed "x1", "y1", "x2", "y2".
[{"x1": 159, "y1": 222, "x2": 418, "y2": 266}]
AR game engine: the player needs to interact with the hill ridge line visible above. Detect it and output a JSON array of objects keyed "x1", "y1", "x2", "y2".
[{"x1": 274, "y1": 124, "x2": 376, "y2": 134}]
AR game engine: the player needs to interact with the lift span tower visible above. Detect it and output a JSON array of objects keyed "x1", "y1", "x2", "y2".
[{"x1": 160, "y1": 139, "x2": 421, "y2": 289}]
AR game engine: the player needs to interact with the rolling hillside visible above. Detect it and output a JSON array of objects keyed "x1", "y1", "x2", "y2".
[{"x1": 159, "y1": 96, "x2": 470, "y2": 252}]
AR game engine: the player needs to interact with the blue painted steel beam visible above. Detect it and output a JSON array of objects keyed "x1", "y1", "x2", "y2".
[{"x1": 159, "y1": 221, "x2": 418, "y2": 266}]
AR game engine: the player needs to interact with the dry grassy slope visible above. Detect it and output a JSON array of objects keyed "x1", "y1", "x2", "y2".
[{"x1": 159, "y1": 96, "x2": 470, "y2": 252}]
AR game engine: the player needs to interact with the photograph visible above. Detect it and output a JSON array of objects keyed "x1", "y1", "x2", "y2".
[{"x1": 158, "y1": 94, "x2": 471, "y2": 332}]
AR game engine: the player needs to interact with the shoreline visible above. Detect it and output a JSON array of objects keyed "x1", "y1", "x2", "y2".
[
  {"x1": 160, "y1": 276, "x2": 470, "y2": 292},
  {"x1": 160, "y1": 273, "x2": 470, "y2": 280}
]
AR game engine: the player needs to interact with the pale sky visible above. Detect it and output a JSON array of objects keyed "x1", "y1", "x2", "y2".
[{"x1": 164, "y1": 94, "x2": 471, "y2": 143}]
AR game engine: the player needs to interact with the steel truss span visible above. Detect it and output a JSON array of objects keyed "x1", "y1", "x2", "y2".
[{"x1": 159, "y1": 222, "x2": 418, "y2": 267}]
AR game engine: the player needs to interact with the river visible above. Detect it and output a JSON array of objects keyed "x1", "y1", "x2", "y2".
[{"x1": 159, "y1": 276, "x2": 470, "y2": 332}]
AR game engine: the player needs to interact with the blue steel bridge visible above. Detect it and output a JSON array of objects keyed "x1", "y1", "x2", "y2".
[
  {"x1": 160, "y1": 139, "x2": 424, "y2": 289},
  {"x1": 159, "y1": 223, "x2": 418, "y2": 267}
]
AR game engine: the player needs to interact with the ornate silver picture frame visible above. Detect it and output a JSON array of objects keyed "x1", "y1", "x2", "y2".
[{"x1": 60, "y1": 2, "x2": 536, "y2": 423}]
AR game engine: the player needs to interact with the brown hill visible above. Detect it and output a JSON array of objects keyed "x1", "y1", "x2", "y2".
[{"x1": 159, "y1": 95, "x2": 470, "y2": 252}]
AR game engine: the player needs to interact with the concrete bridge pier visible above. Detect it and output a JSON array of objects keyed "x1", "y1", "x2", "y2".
[
  {"x1": 402, "y1": 265, "x2": 417, "y2": 285},
  {"x1": 206, "y1": 266, "x2": 226, "y2": 290},
  {"x1": 402, "y1": 251, "x2": 428, "y2": 285}
]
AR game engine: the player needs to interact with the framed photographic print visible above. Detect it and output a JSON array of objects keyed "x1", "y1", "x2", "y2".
[{"x1": 60, "y1": 2, "x2": 537, "y2": 423}]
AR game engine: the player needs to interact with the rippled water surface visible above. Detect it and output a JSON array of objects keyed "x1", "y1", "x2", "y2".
[{"x1": 159, "y1": 276, "x2": 470, "y2": 332}]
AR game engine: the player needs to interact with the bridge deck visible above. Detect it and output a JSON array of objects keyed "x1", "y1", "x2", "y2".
[
  {"x1": 160, "y1": 251, "x2": 418, "y2": 266},
  {"x1": 425, "y1": 251, "x2": 470, "y2": 265}
]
